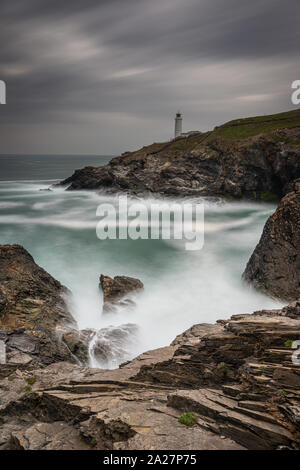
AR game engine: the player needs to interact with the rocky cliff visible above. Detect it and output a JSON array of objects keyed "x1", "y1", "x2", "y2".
[
  {"x1": 0, "y1": 234, "x2": 300, "y2": 449},
  {"x1": 1, "y1": 301, "x2": 300, "y2": 450},
  {"x1": 60, "y1": 110, "x2": 300, "y2": 200},
  {"x1": 0, "y1": 245, "x2": 77, "y2": 366},
  {"x1": 243, "y1": 179, "x2": 300, "y2": 301},
  {"x1": 1, "y1": 109, "x2": 300, "y2": 450}
]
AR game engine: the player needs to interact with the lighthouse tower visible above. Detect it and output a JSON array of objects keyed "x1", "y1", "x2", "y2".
[{"x1": 174, "y1": 111, "x2": 182, "y2": 138}]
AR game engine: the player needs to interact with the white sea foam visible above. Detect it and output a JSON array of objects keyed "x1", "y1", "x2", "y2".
[
  {"x1": 0, "y1": 201, "x2": 25, "y2": 209},
  {"x1": 0, "y1": 179, "x2": 281, "y2": 368}
]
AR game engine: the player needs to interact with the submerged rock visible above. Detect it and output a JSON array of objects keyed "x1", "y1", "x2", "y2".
[
  {"x1": 243, "y1": 179, "x2": 300, "y2": 301},
  {"x1": 100, "y1": 274, "x2": 144, "y2": 312}
]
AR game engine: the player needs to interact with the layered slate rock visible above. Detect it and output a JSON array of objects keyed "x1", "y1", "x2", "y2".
[
  {"x1": 1, "y1": 302, "x2": 300, "y2": 450},
  {"x1": 59, "y1": 126, "x2": 300, "y2": 200},
  {"x1": 100, "y1": 274, "x2": 144, "y2": 312},
  {"x1": 0, "y1": 245, "x2": 77, "y2": 365},
  {"x1": 243, "y1": 180, "x2": 300, "y2": 301}
]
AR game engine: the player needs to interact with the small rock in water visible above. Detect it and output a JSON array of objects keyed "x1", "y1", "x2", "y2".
[{"x1": 99, "y1": 274, "x2": 144, "y2": 313}]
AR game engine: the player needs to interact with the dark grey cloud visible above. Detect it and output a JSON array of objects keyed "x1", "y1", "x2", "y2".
[{"x1": 0, "y1": 0, "x2": 299, "y2": 154}]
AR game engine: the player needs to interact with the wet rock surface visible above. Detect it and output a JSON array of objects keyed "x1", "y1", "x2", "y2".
[
  {"x1": 1, "y1": 302, "x2": 300, "y2": 450},
  {"x1": 243, "y1": 179, "x2": 300, "y2": 301},
  {"x1": 62, "y1": 328, "x2": 95, "y2": 365},
  {"x1": 60, "y1": 127, "x2": 300, "y2": 200}
]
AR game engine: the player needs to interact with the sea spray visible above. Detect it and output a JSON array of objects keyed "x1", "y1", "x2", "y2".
[{"x1": 0, "y1": 175, "x2": 281, "y2": 368}]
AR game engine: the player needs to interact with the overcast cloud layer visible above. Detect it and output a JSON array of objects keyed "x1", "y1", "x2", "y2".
[{"x1": 0, "y1": 0, "x2": 299, "y2": 154}]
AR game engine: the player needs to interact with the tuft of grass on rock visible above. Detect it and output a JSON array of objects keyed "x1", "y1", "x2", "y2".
[
  {"x1": 90, "y1": 438, "x2": 97, "y2": 447},
  {"x1": 220, "y1": 362, "x2": 227, "y2": 375},
  {"x1": 24, "y1": 385, "x2": 32, "y2": 394},
  {"x1": 260, "y1": 191, "x2": 278, "y2": 202},
  {"x1": 7, "y1": 375, "x2": 16, "y2": 382},
  {"x1": 178, "y1": 412, "x2": 198, "y2": 427},
  {"x1": 26, "y1": 377, "x2": 36, "y2": 385},
  {"x1": 284, "y1": 339, "x2": 293, "y2": 348}
]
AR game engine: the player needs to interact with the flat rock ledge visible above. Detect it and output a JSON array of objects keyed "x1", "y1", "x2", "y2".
[{"x1": 1, "y1": 301, "x2": 300, "y2": 450}]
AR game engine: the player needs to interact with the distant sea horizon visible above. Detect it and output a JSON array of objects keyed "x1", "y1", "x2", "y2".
[{"x1": 0, "y1": 154, "x2": 114, "y2": 181}]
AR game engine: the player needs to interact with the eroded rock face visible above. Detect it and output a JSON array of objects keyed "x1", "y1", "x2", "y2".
[
  {"x1": 59, "y1": 128, "x2": 300, "y2": 199},
  {"x1": 1, "y1": 302, "x2": 300, "y2": 450},
  {"x1": 243, "y1": 180, "x2": 300, "y2": 301},
  {"x1": 90, "y1": 323, "x2": 139, "y2": 368},
  {"x1": 0, "y1": 244, "x2": 77, "y2": 365},
  {"x1": 100, "y1": 274, "x2": 143, "y2": 312}
]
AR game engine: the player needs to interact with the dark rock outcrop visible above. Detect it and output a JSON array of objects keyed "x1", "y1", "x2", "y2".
[
  {"x1": 0, "y1": 245, "x2": 77, "y2": 365},
  {"x1": 1, "y1": 302, "x2": 300, "y2": 450},
  {"x1": 100, "y1": 274, "x2": 144, "y2": 312},
  {"x1": 243, "y1": 180, "x2": 300, "y2": 301},
  {"x1": 60, "y1": 126, "x2": 300, "y2": 200}
]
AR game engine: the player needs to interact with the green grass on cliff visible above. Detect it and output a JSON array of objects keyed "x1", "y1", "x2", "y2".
[
  {"x1": 127, "y1": 109, "x2": 300, "y2": 158},
  {"x1": 211, "y1": 108, "x2": 300, "y2": 140}
]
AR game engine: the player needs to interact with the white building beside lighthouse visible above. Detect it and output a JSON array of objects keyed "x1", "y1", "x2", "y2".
[
  {"x1": 174, "y1": 112, "x2": 182, "y2": 138},
  {"x1": 173, "y1": 111, "x2": 201, "y2": 140}
]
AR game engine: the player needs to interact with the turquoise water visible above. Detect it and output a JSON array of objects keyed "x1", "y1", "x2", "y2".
[{"x1": 0, "y1": 155, "x2": 282, "y2": 367}]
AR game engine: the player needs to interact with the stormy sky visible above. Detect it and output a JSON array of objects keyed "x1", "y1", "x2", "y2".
[{"x1": 0, "y1": 0, "x2": 299, "y2": 155}]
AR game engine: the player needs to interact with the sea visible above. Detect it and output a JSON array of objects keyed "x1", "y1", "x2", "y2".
[{"x1": 0, "y1": 154, "x2": 282, "y2": 368}]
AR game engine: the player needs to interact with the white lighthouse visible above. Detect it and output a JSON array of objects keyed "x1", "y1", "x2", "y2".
[{"x1": 174, "y1": 111, "x2": 182, "y2": 138}]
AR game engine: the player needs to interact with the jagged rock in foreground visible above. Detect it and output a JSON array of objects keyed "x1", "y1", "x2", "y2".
[
  {"x1": 1, "y1": 302, "x2": 300, "y2": 450},
  {"x1": 60, "y1": 112, "x2": 300, "y2": 199},
  {"x1": 0, "y1": 245, "x2": 77, "y2": 366},
  {"x1": 243, "y1": 180, "x2": 300, "y2": 301},
  {"x1": 100, "y1": 274, "x2": 144, "y2": 312}
]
